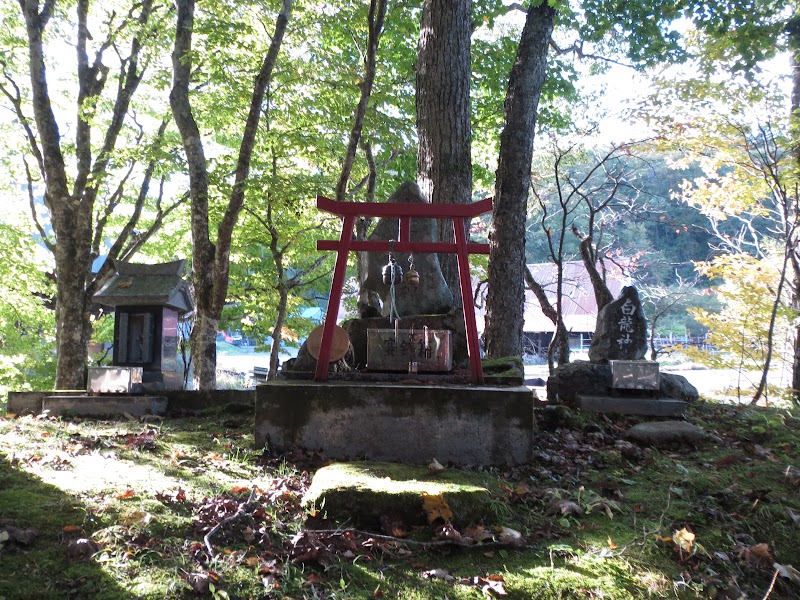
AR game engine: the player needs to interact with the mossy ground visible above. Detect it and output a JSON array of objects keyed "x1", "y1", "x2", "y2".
[{"x1": 1, "y1": 400, "x2": 799, "y2": 599}]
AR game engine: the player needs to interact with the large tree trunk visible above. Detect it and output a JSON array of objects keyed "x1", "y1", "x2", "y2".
[
  {"x1": 416, "y1": 0, "x2": 472, "y2": 302},
  {"x1": 20, "y1": 0, "x2": 156, "y2": 389},
  {"x1": 484, "y1": 3, "x2": 555, "y2": 358},
  {"x1": 52, "y1": 211, "x2": 94, "y2": 389}
]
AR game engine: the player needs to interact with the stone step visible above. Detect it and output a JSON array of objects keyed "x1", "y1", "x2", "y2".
[
  {"x1": 577, "y1": 394, "x2": 687, "y2": 417},
  {"x1": 302, "y1": 461, "x2": 498, "y2": 530},
  {"x1": 42, "y1": 395, "x2": 168, "y2": 418}
]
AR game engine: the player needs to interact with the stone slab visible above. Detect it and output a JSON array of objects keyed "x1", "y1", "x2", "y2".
[
  {"x1": 255, "y1": 382, "x2": 535, "y2": 466},
  {"x1": 577, "y1": 395, "x2": 688, "y2": 417},
  {"x1": 303, "y1": 461, "x2": 495, "y2": 529},
  {"x1": 41, "y1": 395, "x2": 168, "y2": 418},
  {"x1": 7, "y1": 391, "x2": 85, "y2": 415}
]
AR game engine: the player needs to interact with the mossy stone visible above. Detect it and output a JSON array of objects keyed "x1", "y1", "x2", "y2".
[{"x1": 303, "y1": 461, "x2": 499, "y2": 529}]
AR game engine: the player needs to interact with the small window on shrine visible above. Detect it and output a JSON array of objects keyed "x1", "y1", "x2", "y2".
[{"x1": 117, "y1": 312, "x2": 154, "y2": 364}]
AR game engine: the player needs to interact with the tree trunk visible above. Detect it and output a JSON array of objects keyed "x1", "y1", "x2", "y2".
[
  {"x1": 484, "y1": 3, "x2": 555, "y2": 358},
  {"x1": 336, "y1": 0, "x2": 387, "y2": 202},
  {"x1": 269, "y1": 286, "x2": 289, "y2": 380},
  {"x1": 52, "y1": 219, "x2": 93, "y2": 389},
  {"x1": 416, "y1": 0, "x2": 472, "y2": 303},
  {"x1": 170, "y1": 0, "x2": 291, "y2": 389},
  {"x1": 790, "y1": 8, "x2": 800, "y2": 405},
  {"x1": 524, "y1": 266, "x2": 569, "y2": 369},
  {"x1": 19, "y1": 0, "x2": 156, "y2": 389},
  {"x1": 576, "y1": 233, "x2": 614, "y2": 311}
]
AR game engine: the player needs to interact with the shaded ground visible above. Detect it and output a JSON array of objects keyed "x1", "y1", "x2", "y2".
[{"x1": 1, "y1": 400, "x2": 800, "y2": 599}]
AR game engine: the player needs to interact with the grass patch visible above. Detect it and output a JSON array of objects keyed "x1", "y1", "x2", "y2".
[{"x1": 1, "y1": 401, "x2": 799, "y2": 599}]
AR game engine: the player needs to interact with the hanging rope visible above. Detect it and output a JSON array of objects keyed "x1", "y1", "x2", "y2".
[{"x1": 389, "y1": 269, "x2": 401, "y2": 324}]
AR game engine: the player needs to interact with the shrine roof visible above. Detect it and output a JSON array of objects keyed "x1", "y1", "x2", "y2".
[{"x1": 94, "y1": 259, "x2": 194, "y2": 314}]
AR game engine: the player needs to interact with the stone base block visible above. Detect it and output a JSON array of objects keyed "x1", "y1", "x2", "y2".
[
  {"x1": 41, "y1": 395, "x2": 168, "y2": 418},
  {"x1": 7, "y1": 391, "x2": 85, "y2": 415},
  {"x1": 577, "y1": 395, "x2": 688, "y2": 417},
  {"x1": 255, "y1": 382, "x2": 535, "y2": 466}
]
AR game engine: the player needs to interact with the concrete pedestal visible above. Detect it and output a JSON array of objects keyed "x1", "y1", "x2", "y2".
[{"x1": 255, "y1": 382, "x2": 535, "y2": 466}]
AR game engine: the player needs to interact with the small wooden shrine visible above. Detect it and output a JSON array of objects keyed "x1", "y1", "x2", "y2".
[{"x1": 93, "y1": 259, "x2": 193, "y2": 392}]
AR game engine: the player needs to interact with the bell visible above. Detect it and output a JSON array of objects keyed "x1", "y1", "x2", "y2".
[
  {"x1": 382, "y1": 258, "x2": 403, "y2": 284},
  {"x1": 404, "y1": 266, "x2": 420, "y2": 286}
]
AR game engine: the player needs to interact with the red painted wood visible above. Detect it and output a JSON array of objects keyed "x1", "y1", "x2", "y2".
[
  {"x1": 314, "y1": 196, "x2": 493, "y2": 384},
  {"x1": 453, "y1": 217, "x2": 484, "y2": 384},
  {"x1": 317, "y1": 195, "x2": 493, "y2": 218},
  {"x1": 314, "y1": 215, "x2": 356, "y2": 381},
  {"x1": 317, "y1": 240, "x2": 490, "y2": 254}
]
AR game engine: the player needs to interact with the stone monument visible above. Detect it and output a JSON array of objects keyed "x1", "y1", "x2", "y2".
[
  {"x1": 363, "y1": 181, "x2": 454, "y2": 317},
  {"x1": 588, "y1": 285, "x2": 648, "y2": 363}
]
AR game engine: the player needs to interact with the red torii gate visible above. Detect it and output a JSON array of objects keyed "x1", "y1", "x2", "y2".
[{"x1": 314, "y1": 195, "x2": 493, "y2": 384}]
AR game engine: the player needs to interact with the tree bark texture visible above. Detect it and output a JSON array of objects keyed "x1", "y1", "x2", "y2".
[
  {"x1": 20, "y1": 0, "x2": 155, "y2": 389},
  {"x1": 789, "y1": 8, "x2": 800, "y2": 404},
  {"x1": 484, "y1": 3, "x2": 555, "y2": 358},
  {"x1": 170, "y1": 0, "x2": 291, "y2": 389},
  {"x1": 336, "y1": 0, "x2": 387, "y2": 202},
  {"x1": 416, "y1": 0, "x2": 472, "y2": 303},
  {"x1": 523, "y1": 266, "x2": 569, "y2": 369},
  {"x1": 577, "y1": 234, "x2": 614, "y2": 311}
]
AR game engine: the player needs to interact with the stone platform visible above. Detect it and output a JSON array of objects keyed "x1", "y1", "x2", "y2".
[
  {"x1": 41, "y1": 395, "x2": 168, "y2": 418},
  {"x1": 255, "y1": 381, "x2": 535, "y2": 466}
]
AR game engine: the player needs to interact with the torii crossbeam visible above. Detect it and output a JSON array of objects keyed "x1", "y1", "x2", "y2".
[{"x1": 314, "y1": 195, "x2": 492, "y2": 384}]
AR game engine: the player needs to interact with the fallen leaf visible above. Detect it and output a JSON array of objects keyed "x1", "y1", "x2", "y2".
[
  {"x1": 495, "y1": 526, "x2": 522, "y2": 545},
  {"x1": 421, "y1": 493, "x2": 453, "y2": 524},
  {"x1": 546, "y1": 499, "x2": 584, "y2": 517},
  {"x1": 774, "y1": 562, "x2": 800, "y2": 585},
  {"x1": 607, "y1": 536, "x2": 617, "y2": 549},
  {"x1": 422, "y1": 568, "x2": 455, "y2": 582},
  {"x1": 428, "y1": 458, "x2": 445, "y2": 473},
  {"x1": 187, "y1": 572, "x2": 211, "y2": 594},
  {"x1": 746, "y1": 542, "x2": 773, "y2": 564},
  {"x1": 119, "y1": 510, "x2": 151, "y2": 527},
  {"x1": 672, "y1": 528, "x2": 695, "y2": 552},
  {"x1": 464, "y1": 525, "x2": 496, "y2": 544},
  {"x1": 244, "y1": 556, "x2": 260, "y2": 568},
  {"x1": 114, "y1": 489, "x2": 135, "y2": 500},
  {"x1": 67, "y1": 538, "x2": 101, "y2": 559},
  {"x1": 62, "y1": 525, "x2": 83, "y2": 534},
  {"x1": 435, "y1": 523, "x2": 466, "y2": 544}
]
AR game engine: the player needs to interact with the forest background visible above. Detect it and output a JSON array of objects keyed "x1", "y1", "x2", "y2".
[{"x1": 0, "y1": 0, "x2": 797, "y2": 400}]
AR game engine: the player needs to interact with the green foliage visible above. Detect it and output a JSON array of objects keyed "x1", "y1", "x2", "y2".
[
  {"x1": 686, "y1": 254, "x2": 796, "y2": 381},
  {"x1": 0, "y1": 221, "x2": 55, "y2": 396}
]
